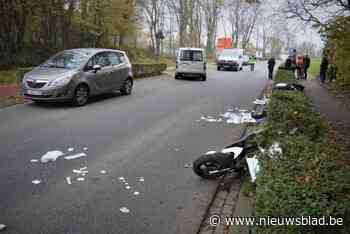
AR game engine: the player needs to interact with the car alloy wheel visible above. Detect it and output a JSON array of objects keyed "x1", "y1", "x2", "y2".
[
  {"x1": 122, "y1": 79, "x2": 133, "y2": 95},
  {"x1": 74, "y1": 85, "x2": 89, "y2": 106}
]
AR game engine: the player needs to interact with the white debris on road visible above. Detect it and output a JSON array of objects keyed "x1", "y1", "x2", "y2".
[
  {"x1": 120, "y1": 207, "x2": 130, "y2": 213},
  {"x1": 30, "y1": 159, "x2": 39, "y2": 163},
  {"x1": 67, "y1": 147, "x2": 74, "y2": 152},
  {"x1": 246, "y1": 157, "x2": 260, "y2": 182},
  {"x1": 119, "y1": 177, "x2": 125, "y2": 182},
  {"x1": 201, "y1": 116, "x2": 223, "y2": 123},
  {"x1": 253, "y1": 96, "x2": 270, "y2": 105},
  {"x1": 133, "y1": 191, "x2": 140, "y2": 196},
  {"x1": 221, "y1": 109, "x2": 256, "y2": 124},
  {"x1": 77, "y1": 177, "x2": 85, "y2": 181},
  {"x1": 0, "y1": 224, "x2": 6, "y2": 231},
  {"x1": 32, "y1": 180, "x2": 41, "y2": 185},
  {"x1": 66, "y1": 177, "x2": 72, "y2": 185},
  {"x1": 64, "y1": 153, "x2": 87, "y2": 160},
  {"x1": 100, "y1": 170, "x2": 107, "y2": 174},
  {"x1": 138, "y1": 177, "x2": 145, "y2": 182},
  {"x1": 125, "y1": 186, "x2": 131, "y2": 190},
  {"x1": 40, "y1": 151, "x2": 65, "y2": 163}
]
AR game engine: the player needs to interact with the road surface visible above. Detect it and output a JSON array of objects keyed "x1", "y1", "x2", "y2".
[{"x1": 0, "y1": 63, "x2": 268, "y2": 234}]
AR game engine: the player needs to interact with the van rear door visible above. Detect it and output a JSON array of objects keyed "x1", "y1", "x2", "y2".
[{"x1": 179, "y1": 50, "x2": 205, "y2": 74}]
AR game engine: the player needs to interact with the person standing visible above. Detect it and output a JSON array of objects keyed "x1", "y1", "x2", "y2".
[
  {"x1": 304, "y1": 55, "x2": 311, "y2": 80},
  {"x1": 320, "y1": 56, "x2": 329, "y2": 84},
  {"x1": 249, "y1": 56, "x2": 257, "y2": 71},
  {"x1": 296, "y1": 55, "x2": 305, "y2": 80},
  {"x1": 268, "y1": 57, "x2": 276, "y2": 80}
]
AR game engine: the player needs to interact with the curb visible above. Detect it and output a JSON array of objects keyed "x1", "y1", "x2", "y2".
[{"x1": 196, "y1": 80, "x2": 270, "y2": 234}]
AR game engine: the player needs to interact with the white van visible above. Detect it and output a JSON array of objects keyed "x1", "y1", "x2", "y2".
[{"x1": 175, "y1": 48, "x2": 206, "y2": 81}]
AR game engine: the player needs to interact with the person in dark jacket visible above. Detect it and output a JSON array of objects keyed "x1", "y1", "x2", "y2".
[
  {"x1": 268, "y1": 57, "x2": 276, "y2": 80},
  {"x1": 304, "y1": 55, "x2": 311, "y2": 80},
  {"x1": 320, "y1": 56, "x2": 329, "y2": 84}
]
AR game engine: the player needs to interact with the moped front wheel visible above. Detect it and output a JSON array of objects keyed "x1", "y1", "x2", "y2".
[{"x1": 193, "y1": 153, "x2": 232, "y2": 179}]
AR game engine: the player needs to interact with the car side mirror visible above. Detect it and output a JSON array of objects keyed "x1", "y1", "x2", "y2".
[{"x1": 93, "y1": 65, "x2": 102, "y2": 73}]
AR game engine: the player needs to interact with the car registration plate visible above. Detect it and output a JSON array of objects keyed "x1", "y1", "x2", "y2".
[{"x1": 27, "y1": 90, "x2": 42, "y2": 96}]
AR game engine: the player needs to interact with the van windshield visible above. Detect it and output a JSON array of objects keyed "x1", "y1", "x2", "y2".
[
  {"x1": 180, "y1": 50, "x2": 203, "y2": 62},
  {"x1": 221, "y1": 50, "x2": 240, "y2": 57}
]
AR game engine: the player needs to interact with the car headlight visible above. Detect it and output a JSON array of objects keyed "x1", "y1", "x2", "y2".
[{"x1": 48, "y1": 76, "x2": 71, "y2": 87}]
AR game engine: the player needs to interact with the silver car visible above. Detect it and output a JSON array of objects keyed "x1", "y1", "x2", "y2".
[{"x1": 22, "y1": 48, "x2": 133, "y2": 106}]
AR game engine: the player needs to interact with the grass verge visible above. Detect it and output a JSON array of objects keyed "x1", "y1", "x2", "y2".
[
  {"x1": 252, "y1": 68, "x2": 350, "y2": 234},
  {"x1": 309, "y1": 58, "x2": 321, "y2": 77},
  {"x1": 0, "y1": 70, "x2": 19, "y2": 84}
]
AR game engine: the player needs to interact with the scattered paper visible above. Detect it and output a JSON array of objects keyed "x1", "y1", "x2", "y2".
[
  {"x1": 246, "y1": 157, "x2": 260, "y2": 182},
  {"x1": 40, "y1": 151, "x2": 65, "y2": 163},
  {"x1": 66, "y1": 177, "x2": 72, "y2": 185},
  {"x1": 201, "y1": 116, "x2": 223, "y2": 123},
  {"x1": 119, "y1": 177, "x2": 125, "y2": 181},
  {"x1": 120, "y1": 207, "x2": 130, "y2": 213},
  {"x1": 0, "y1": 224, "x2": 6, "y2": 231},
  {"x1": 268, "y1": 142, "x2": 283, "y2": 155},
  {"x1": 64, "y1": 153, "x2": 87, "y2": 160},
  {"x1": 32, "y1": 180, "x2": 41, "y2": 185},
  {"x1": 253, "y1": 96, "x2": 270, "y2": 105}
]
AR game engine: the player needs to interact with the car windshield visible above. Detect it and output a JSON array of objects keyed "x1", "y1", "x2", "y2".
[
  {"x1": 221, "y1": 50, "x2": 239, "y2": 57},
  {"x1": 41, "y1": 51, "x2": 91, "y2": 69},
  {"x1": 180, "y1": 50, "x2": 203, "y2": 61}
]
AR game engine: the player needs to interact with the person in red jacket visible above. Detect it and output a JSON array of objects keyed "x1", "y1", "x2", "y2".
[{"x1": 296, "y1": 55, "x2": 305, "y2": 80}]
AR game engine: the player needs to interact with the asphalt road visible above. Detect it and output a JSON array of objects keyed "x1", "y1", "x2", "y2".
[{"x1": 0, "y1": 63, "x2": 268, "y2": 234}]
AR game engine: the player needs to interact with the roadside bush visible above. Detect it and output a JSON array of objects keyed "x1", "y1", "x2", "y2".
[
  {"x1": 132, "y1": 63, "x2": 167, "y2": 78},
  {"x1": 274, "y1": 69, "x2": 296, "y2": 83},
  {"x1": 254, "y1": 68, "x2": 350, "y2": 234}
]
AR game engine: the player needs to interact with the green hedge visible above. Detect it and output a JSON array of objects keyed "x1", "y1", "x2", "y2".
[
  {"x1": 254, "y1": 69, "x2": 350, "y2": 233},
  {"x1": 132, "y1": 63, "x2": 167, "y2": 78}
]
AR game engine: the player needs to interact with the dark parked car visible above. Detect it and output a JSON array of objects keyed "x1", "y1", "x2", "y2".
[{"x1": 22, "y1": 48, "x2": 133, "y2": 106}]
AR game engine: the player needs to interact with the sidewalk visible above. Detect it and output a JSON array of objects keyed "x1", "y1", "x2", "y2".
[{"x1": 300, "y1": 79, "x2": 350, "y2": 128}]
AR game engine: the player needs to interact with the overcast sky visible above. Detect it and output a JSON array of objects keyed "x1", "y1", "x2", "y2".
[{"x1": 216, "y1": 0, "x2": 324, "y2": 49}]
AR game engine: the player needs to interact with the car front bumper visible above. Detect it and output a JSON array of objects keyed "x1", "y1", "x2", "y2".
[
  {"x1": 22, "y1": 85, "x2": 75, "y2": 102},
  {"x1": 217, "y1": 62, "x2": 239, "y2": 69}
]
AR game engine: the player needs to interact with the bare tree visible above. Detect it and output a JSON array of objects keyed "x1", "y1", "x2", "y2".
[
  {"x1": 167, "y1": 0, "x2": 192, "y2": 46},
  {"x1": 137, "y1": 0, "x2": 166, "y2": 56},
  {"x1": 280, "y1": 0, "x2": 350, "y2": 26},
  {"x1": 200, "y1": 0, "x2": 223, "y2": 53},
  {"x1": 226, "y1": 0, "x2": 261, "y2": 49}
]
